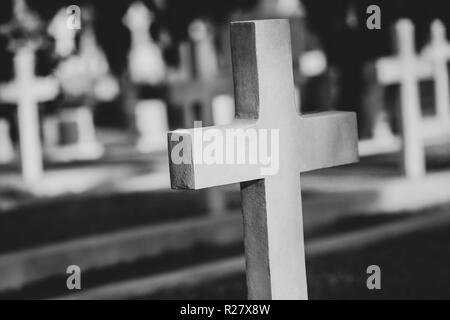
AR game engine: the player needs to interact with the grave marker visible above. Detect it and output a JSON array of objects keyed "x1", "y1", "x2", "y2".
[
  {"x1": 168, "y1": 19, "x2": 234, "y2": 128},
  {"x1": 0, "y1": 119, "x2": 15, "y2": 164},
  {"x1": 188, "y1": 20, "x2": 235, "y2": 126},
  {"x1": 422, "y1": 20, "x2": 450, "y2": 124},
  {"x1": 123, "y1": 1, "x2": 166, "y2": 85},
  {"x1": 135, "y1": 100, "x2": 169, "y2": 153},
  {"x1": 45, "y1": 107, "x2": 104, "y2": 162},
  {"x1": 123, "y1": 2, "x2": 169, "y2": 152},
  {"x1": 376, "y1": 19, "x2": 430, "y2": 179},
  {"x1": 168, "y1": 19, "x2": 358, "y2": 299},
  {"x1": 0, "y1": 0, "x2": 59, "y2": 184},
  {"x1": 212, "y1": 95, "x2": 235, "y2": 125},
  {"x1": 189, "y1": 19, "x2": 219, "y2": 79},
  {"x1": 0, "y1": 48, "x2": 58, "y2": 183},
  {"x1": 47, "y1": 6, "x2": 117, "y2": 161}
]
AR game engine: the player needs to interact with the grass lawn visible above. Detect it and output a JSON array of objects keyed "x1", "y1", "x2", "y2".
[
  {"x1": 153, "y1": 223, "x2": 450, "y2": 300},
  {"x1": 143, "y1": 208, "x2": 450, "y2": 300},
  {"x1": 2, "y1": 205, "x2": 450, "y2": 299}
]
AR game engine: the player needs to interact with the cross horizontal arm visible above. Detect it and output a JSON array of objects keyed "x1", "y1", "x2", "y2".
[
  {"x1": 376, "y1": 57, "x2": 432, "y2": 84},
  {"x1": 298, "y1": 111, "x2": 359, "y2": 172},
  {"x1": 0, "y1": 78, "x2": 59, "y2": 104},
  {"x1": 168, "y1": 120, "x2": 266, "y2": 190},
  {"x1": 0, "y1": 83, "x2": 20, "y2": 104}
]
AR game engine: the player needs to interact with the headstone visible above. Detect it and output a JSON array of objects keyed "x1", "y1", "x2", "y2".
[
  {"x1": 212, "y1": 95, "x2": 235, "y2": 125},
  {"x1": 362, "y1": 61, "x2": 393, "y2": 139},
  {"x1": 45, "y1": 107, "x2": 104, "y2": 162},
  {"x1": 189, "y1": 19, "x2": 219, "y2": 79},
  {"x1": 77, "y1": 8, "x2": 119, "y2": 102},
  {"x1": 45, "y1": 7, "x2": 76, "y2": 158},
  {"x1": 135, "y1": 100, "x2": 169, "y2": 153},
  {"x1": 123, "y1": 2, "x2": 169, "y2": 152},
  {"x1": 376, "y1": 19, "x2": 431, "y2": 179},
  {"x1": 48, "y1": 6, "x2": 116, "y2": 161},
  {"x1": 373, "y1": 110, "x2": 396, "y2": 143},
  {"x1": 422, "y1": 20, "x2": 450, "y2": 124},
  {"x1": 123, "y1": 1, "x2": 166, "y2": 85},
  {"x1": 43, "y1": 115, "x2": 59, "y2": 151},
  {"x1": 358, "y1": 60, "x2": 399, "y2": 156},
  {"x1": 0, "y1": 119, "x2": 15, "y2": 164},
  {"x1": 168, "y1": 19, "x2": 234, "y2": 128},
  {"x1": 167, "y1": 19, "x2": 358, "y2": 300}
]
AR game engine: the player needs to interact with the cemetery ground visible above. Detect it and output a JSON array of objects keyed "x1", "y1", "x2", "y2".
[{"x1": 0, "y1": 133, "x2": 450, "y2": 299}]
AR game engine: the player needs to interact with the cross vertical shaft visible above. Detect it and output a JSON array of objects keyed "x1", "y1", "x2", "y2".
[
  {"x1": 15, "y1": 48, "x2": 44, "y2": 184},
  {"x1": 241, "y1": 173, "x2": 306, "y2": 299},
  {"x1": 232, "y1": 20, "x2": 307, "y2": 299},
  {"x1": 396, "y1": 20, "x2": 426, "y2": 178}
]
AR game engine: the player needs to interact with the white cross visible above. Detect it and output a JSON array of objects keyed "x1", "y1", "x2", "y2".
[
  {"x1": 0, "y1": 47, "x2": 58, "y2": 184},
  {"x1": 422, "y1": 20, "x2": 450, "y2": 124},
  {"x1": 376, "y1": 19, "x2": 431, "y2": 179},
  {"x1": 167, "y1": 19, "x2": 358, "y2": 300}
]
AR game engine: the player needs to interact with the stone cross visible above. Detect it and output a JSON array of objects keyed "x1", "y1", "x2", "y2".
[
  {"x1": 423, "y1": 20, "x2": 450, "y2": 124},
  {"x1": 376, "y1": 19, "x2": 431, "y2": 179},
  {"x1": 167, "y1": 19, "x2": 358, "y2": 300},
  {"x1": 0, "y1": 47, "x2": 58, "y2": 184}
]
